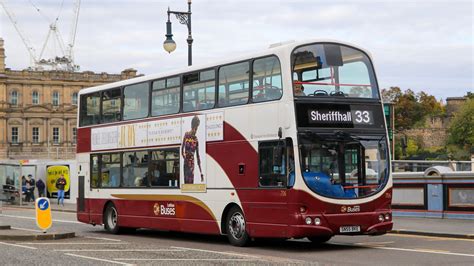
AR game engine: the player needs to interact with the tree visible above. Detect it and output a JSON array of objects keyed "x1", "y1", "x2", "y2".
[
  {"x1": 448, "y1": 98, "x2": 474, "y2": 152},
  {"x1": 418, "y1": 91, "x2": 444, "y2": 116},
  {"x1": 382, "y1": 87, "x2": 445, "y2": 130}
]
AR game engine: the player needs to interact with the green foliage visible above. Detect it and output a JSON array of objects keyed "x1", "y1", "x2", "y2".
[
  {"x1": 405, "y1": 138, "x2": 419, "y2": 157},
  {"x1": 447, "y1": 98, "x2": 474, "y2": 159},
  {"x1": 381, "y1": 87, "x2": 445, "y2": 130}
]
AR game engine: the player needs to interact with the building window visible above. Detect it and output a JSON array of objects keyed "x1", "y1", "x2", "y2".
[
  {"x1": 10, "y1": 91, "x2": 18, "y2": 106},
  {"x1": 32, "y1": 91, "x2": 39, "y2": 105},
  {"x1": 11, "y1": 127, "x2": 18, "y2": 144},
  {"x1": 32, "y1": 127, "x2": 39, "y2": 144},
  {"x1": 72, "y1": 92, "x2": 78, "y2": 105},
  {"x1": 72, "y1": 127, "x2": 77, "y2": 144},
  {"x1": 52, "y1": 127, "x2": 60, "y2": 144},
  {"x1": 52, "y1": 91, "x2": 60, "y2": 106}
]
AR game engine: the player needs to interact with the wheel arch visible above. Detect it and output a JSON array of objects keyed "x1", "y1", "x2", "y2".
[
  {"x1": 102, "y1": 200, "x2": 115, "y2": 224},
  {"x1": 220, "y1": 202, "x2": 242, "y2": 234}
]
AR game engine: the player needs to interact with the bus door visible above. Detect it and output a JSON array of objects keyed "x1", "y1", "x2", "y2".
[{"x1": 246, "y1": 140, "x2": 290, "y2": 237}]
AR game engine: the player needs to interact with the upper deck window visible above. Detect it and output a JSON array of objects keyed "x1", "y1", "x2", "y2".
[
  {"x1": 101, "y1": 88, "x2": 122, "y2": 123},
  {"x1": 152, "y1": 76, "x2": 180, "y2": 116},
  {"x1": 79, "y1": 92, "x2": 100, "y2": 126},
  {"x1": 252, "y1": 56, "x2": 283, "y2": 102},
  {"x1": 123, "y1": 82, "x2": 149, "y2": 120},
  {"x1": 292, "y1": 44, "x2": 379, "y2": 99},
  {"x1": 218, "y1": 62, "x2": 250, "y2": 107},
  {"x1": 183, "y1": 69, "x2": 215, "y2": 112}
]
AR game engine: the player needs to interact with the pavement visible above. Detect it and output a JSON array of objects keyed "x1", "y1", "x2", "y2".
[
  {"x1": 0, "y1": 201, "x2": 76, "y2": 241},
  {"x1": 391, "y1": 216, "x2": 474, "y2": 239},
  {"x1": 2, "y1": 202, "x2": 473, "y2": 240}
]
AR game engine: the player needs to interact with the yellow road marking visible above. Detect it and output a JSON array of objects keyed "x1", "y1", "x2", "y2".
[{"x1": 387, "y1": 233, "x2": 474, "y2": 242}]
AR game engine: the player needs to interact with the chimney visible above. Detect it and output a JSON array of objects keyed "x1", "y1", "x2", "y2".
[{"x1": 0, "y1": 38, "x2": 5, "y2": 73}]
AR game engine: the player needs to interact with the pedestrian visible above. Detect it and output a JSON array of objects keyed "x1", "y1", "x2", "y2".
[
  {"x1": 36, "y1": 178, "x2": 46, "y2": 198},
  {"x1": 24, "y1": 175, "x2": 32, "y2": 202},
  {"x1": 55, "y1": 174, "x2": 67, "y2": 206},
  {"x1": 28, "y1": 174, "x2": 36, "y2": 202},
  {"x1": 5, "y1": 175, "x2": 14, "y2": 185}
]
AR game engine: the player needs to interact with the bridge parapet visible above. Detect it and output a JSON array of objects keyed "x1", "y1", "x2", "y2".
[{"x1": 392, "y1": 171, "x2": 474, "y2": 219}]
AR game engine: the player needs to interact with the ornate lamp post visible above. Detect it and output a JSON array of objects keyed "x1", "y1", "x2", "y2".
[{"x1": 163, "y1": 0, "x2": 193, "y2": 66}]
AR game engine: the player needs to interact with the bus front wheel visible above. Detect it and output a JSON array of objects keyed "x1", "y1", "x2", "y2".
[
  {"x1": 104, "y1": 203, "x2": 120, "y2": 234},
  {"x1": 226, "y1": 206, "x2": 250, "y2": 246}
]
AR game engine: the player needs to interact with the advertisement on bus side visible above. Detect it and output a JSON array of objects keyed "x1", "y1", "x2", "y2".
[{"x1": 180, "y1": 115, "x2": 207, "y2": 192}]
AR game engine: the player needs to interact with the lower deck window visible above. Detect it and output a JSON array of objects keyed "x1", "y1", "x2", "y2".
[{"x1": 90, "y1": 148, "x2": 179, "y2": 189}]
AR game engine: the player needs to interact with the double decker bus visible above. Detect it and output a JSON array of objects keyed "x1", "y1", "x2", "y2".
[{"x1": 76, "y1": 40, "x2": 392, "y2": 246}]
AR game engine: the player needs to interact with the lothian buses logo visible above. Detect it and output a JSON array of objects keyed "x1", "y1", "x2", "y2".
[
  {"x1": 341, "y1": 205, "x2": 360, "y2": 213},
  {"x1": 153, "y1": 202, "x2": 176, "y2": 216}
]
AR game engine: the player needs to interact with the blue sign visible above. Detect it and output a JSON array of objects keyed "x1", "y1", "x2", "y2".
[{"x1": 38, "y1": 198, "x2": 49, "y2": 211}]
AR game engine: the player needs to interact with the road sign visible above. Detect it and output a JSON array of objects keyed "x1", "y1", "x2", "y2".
[{"x1": 35, "y1": 197, "x2": 52, "y2": 232}]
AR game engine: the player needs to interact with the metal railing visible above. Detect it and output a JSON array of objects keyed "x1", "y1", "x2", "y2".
[{"x1": 392, "y1": 160, "x2": 472, "y2": 172}]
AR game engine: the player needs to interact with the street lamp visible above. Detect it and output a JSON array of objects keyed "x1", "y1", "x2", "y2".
[{"x1": 163, "y1": 0, "x2": 193, "y2": 66}]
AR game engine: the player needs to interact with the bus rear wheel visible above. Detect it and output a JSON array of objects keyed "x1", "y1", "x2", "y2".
[
  {"x1": 104, "y1": 203, "x2": 120, "y2": 234},
  {"x1": 226, "y1": 206, "x2": 250, "y2": 247},
  {"x1": 308, "y1": 235, "x2": 332, "y2": 244}
]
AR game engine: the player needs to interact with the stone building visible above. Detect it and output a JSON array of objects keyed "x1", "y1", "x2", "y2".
[{"x1": 0, "y1": 38, "x2": 138, "y2": 160}]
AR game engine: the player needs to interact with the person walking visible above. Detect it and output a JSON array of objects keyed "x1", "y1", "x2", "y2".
[
  {"x1": 55, "y1": 174, "x2": 67, "y2": 206},
  {"x1": 36, "y1": 178, "x2": 46, "y2": 198},
  {"x1": 24, "y1": 176, "x2": 32, "y2": 202}
]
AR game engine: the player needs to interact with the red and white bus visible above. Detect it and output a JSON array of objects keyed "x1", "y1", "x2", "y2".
[{"x1": 76, "y1": 40, "x2": 392, "y2": 246}]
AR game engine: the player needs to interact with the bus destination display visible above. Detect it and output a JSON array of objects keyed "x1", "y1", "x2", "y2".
[
  {"x1": 308, "y1": 109, "x2": 374, "y2": 125},
  {"x1": 296, "y1": 103, "x2": 383, "y2": 129}
]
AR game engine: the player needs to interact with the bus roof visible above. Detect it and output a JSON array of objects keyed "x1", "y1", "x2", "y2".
[{"x1": 78, "y1": 39, "x2": 373, "y2": 95}]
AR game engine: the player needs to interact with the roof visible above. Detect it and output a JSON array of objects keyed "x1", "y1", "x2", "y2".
[{"x1": 79, "y1": 39, "x2": 374, "y2": 95}]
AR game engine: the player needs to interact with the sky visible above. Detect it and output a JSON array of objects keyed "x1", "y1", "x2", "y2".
[{"x1": 0, "y1": 0, "x2": 472, "y2": 100}]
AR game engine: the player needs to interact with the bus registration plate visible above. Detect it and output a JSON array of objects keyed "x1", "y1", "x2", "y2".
[{"x1": 339, "y1": 225, "x2": 360, "y2": 233}]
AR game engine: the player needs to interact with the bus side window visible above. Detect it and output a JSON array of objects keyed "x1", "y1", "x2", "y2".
[
  {"x1": 258, "y1": 141, "x2": 286, "y2": 187},
  {"x1": 91, "y1": 155, "x2": 100, "y2": 188},
  {"x1": 252, "y1": 56, "x2": 282, "y2": 103},
  {"x1": 183, "y1": 69, "x2": 215, "y2": 112},
  {"x1": 123, "y1": 82, "x2": 149, "y2": 120},
  {"x1": 218, "y1": 62, "x2": 250, "y2": 107},
  {"x1": 80, "y1": 93, "x2": 100, "y2": 126}
]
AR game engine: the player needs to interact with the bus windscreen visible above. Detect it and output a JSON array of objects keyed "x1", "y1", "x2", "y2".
[{"x1": 292, "y1": 44, "x2": 379, "y2": 99}]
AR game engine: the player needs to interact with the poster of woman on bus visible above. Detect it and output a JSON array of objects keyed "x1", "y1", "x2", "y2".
[{"x1": 180, "y1": 115, "x2": 206, "y2": 192}]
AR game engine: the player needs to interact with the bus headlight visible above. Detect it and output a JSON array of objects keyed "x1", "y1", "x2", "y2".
[
  {"x1": 305, "y1": 217, "x2": 312, "y2": 225},
  {"x1": 384, "y1": 213, "x2": 390, "y2": 221},
  {"x1": 378, "y1": 214, "x2": 384, "y2": 222},
  {"x1": 314, "y1": 217, "x2": 321, "y2": 225}
]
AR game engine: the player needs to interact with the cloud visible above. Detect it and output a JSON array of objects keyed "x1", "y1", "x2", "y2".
[{"x1": 0, "y1": 0, "x2": 472, "y2": 99}]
